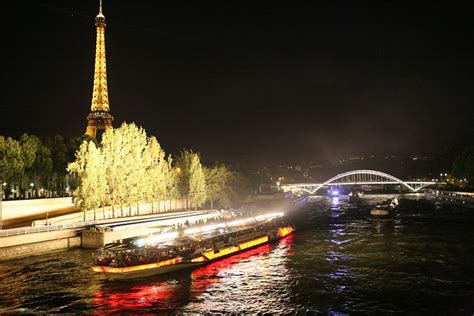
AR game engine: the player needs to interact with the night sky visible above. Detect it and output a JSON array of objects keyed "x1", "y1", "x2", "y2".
[{"x1": 1, "y1": 1, "x2": 473, "y2": 165}]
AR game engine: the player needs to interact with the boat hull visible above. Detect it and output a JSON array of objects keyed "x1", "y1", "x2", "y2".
[
  {"x1": 93, "y1": 262, "x2": 202, "y2": 280},
  {"x1": 370, "y1": 209, "x2": 390, "y2": 216}
]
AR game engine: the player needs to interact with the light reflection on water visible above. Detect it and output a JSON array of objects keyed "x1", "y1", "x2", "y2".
[
  {"x1": 91, "y1": 235, "x2": 297, "y2": 313},
  {"x1": 0, "y1": 195, "x2": 474, "y2": 313}
]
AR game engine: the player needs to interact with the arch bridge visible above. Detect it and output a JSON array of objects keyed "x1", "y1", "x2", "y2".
[{"x1": 281, "y1": 169, "x2": 436, "y2": 194}]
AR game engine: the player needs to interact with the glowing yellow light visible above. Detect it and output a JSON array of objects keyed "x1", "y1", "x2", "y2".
[
  {"x1": 202, "y1": 246, "x2": 240, "y2": 260},
  {"x1": 238, "y1": 236, "x2": 269, "y2": 250},
  {"x1": 191, "y1": 256, "x2": 206, "y2": 263},
  {"x1": 92, "y1": 257, "x2": 182, "y2": 273},
  {"x1": 202, "y1": 236, "x2": 270, "y2": 261},
  {"x1": 278, "y1": 226, "x2": 294, "y2": 238}
]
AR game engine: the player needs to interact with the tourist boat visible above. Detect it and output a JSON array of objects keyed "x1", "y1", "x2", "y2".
[
  {"x1": 92, "y1": 221, "x2": 295, "y2": 280},
  {"x1": 370, "y1": 197, "x2": 399, "y2": 219}
]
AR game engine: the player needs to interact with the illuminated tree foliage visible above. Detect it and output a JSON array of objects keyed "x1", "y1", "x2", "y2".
[
  {"x1": 66, "y1": 123, "x2": 247, "y2": 217},
  {"x1": 188, "y1": 153, "x2": 207, "y2": 210},
  {"x1": 144, "y1": 137, "x2": 179, "y2": 212},
  {"x1": 176, "y1": 149, "x2": 207, "y2": 210},
  {"x1": 1, "y1": 127, "x2": 248, "y2": 209},
  {"x1": 68, "y1": 141, "x2": 106, "y2": 220},
  {"x1": 68, "y1": 123, "x2": 179, "y2": 217},
  {"x1": 204, "y1": 164, "x2": 233, "y2": 209}
]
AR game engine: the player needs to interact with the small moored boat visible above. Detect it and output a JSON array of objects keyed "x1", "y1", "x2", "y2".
[{"x1": 370, "y1": 197, "x2": 399, "y2": 220}]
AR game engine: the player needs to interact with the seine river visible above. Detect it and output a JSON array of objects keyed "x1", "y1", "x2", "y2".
[{"x1": 1, "y1": 195, "x2": 473, "y2": 313}]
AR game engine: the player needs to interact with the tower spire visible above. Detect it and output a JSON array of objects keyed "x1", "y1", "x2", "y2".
[{"x1": 85, "y1": 0, "x2": 114, "y2": 138}]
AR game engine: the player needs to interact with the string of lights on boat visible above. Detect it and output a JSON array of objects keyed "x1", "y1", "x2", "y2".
[{"x1": 133, "y1": 212, "x2": 285, "y2": 247}]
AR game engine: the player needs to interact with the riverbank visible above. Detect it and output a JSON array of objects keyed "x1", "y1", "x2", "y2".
[
  {"x1": 0, "y1": 196, "x2": 308, "y2": 261},
  {"x1": 425, "y1": 190, "x2": 474, "y2": 208}
]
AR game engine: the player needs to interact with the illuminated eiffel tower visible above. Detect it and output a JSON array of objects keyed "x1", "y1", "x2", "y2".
[{"x1": 85, "y1": 0, "x2": 114, "y2": 138}]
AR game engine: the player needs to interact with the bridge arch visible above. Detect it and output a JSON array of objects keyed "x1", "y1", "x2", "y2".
[
  {"x1": 282, "y1": 169, "x2": 434, "y2": 194},
  {"x1": 314, "y1": 169, "x2": 415, "y2": 193}
]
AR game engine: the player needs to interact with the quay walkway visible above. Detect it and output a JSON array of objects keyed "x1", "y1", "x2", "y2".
[{"x1": 0, "y1": 210, "x2": 222, "y2": 261}]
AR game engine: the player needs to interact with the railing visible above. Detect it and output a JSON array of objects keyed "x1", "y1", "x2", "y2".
[{"x1": 0, "y1": 220, "x2": 99, "y2": 237}]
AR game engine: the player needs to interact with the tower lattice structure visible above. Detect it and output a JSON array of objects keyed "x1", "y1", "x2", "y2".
[{"x1": 85, "y1": 1, "x2": 114, "y2": 138}]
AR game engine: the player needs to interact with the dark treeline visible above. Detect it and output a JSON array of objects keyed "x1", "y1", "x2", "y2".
[
  {"x1": 452, "y1": 146, "x2": 474, "y2": 188},
  {"x1": 0, "y1": 134, "x2": 93, "y2": 199}
]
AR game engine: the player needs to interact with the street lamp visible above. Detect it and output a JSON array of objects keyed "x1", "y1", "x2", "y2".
[{"x1": 29, "y1": 182, "x2": 35, "y2": 199}]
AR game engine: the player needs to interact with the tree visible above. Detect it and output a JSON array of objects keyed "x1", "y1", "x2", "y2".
[
  {"x1": 45, "y1": 135, "x2": 68, "y2": 195},
  {"x1": 143, "y1": 137, "x2": 172, "y2": 212},
  {"x1": 19, "y1": 134, "x2": 39, "y2": 196},
  {"x1": 69, "y1": 123, "x2": 179, "y2": 218},
  {"x1": 65, "y1": 136, "x2": 87, "y2": 192},
  {"x1": 17, "y1": 134, "x2": 53, "y2": 197},
  {"x1": 46, "y1": 135, "x2": 68, "y2": 175},
  {"x1": 452, "y1": 146, "x2": 474, "y2": 187},
  {"x1": 119, "y1": 123, "x2": 148, "y2": 215},
  {"x1": 188, "y1": 153, "x2": 207, "y2": 210},
  {"x1": 19, "y1": 134, "x2": 38, "y2": 170},
  {"x1": 176, "y1": 149, "x2": 193, "y2": 203},
  {"x1": 29, "y1": 142, "x2": 53, "y2": 197},
  {"x1": 164, "y1": 160, "x2": 180, "y2": 210},
  {"x1": 100, "y1": 127, "x2": 126, "y2": 216},
  {"x1": 67, "y1": 141, "x2": 107, "y2": 220},
  {"x1": 204, "y1": 164, "x2": 232, "y2": 209},
  {"x1": 227, "y1": 171, "x2": 250, "y2": 207},
  {"x1": 0, "y1": 136, "x2": 24, "y2": 197},
  {"x1": 177, "y1": 149, "x2": 207, "y2": 209}
]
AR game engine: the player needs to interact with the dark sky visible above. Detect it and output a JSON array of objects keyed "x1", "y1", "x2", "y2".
[{"x1": 1, "y1": 1, "x2": 473, "y2": 165}]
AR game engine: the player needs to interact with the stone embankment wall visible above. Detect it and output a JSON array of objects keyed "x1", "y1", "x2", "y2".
[{"x1": 0, "y1": 234, "x2": 81, "y2": 261}]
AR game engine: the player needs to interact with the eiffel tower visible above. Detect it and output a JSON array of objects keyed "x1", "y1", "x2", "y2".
[{"x1": 85, "y1": 0, "x2": 114, "y2": 138}]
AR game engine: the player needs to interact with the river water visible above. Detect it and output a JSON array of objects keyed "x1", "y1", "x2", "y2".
[{"x1": 1, "y1": 195, "x2": 473, "y2": 314}]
